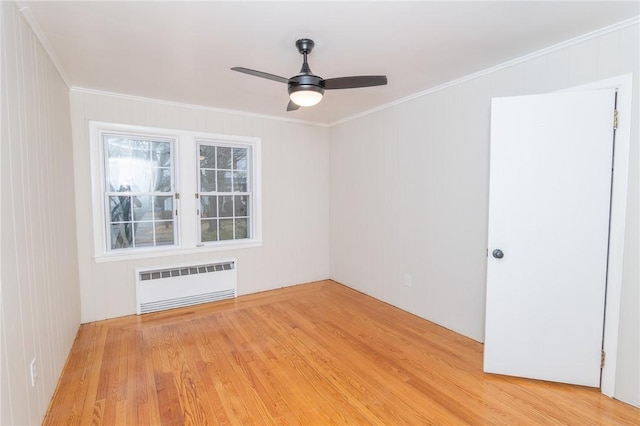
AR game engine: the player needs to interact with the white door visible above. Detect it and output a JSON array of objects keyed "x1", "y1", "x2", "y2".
[{"x1": 484, "y1": 89, "x2": 616, "y2": 387}]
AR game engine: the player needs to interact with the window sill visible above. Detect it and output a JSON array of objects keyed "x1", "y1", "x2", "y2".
[{"x1": 93, "y1": 241, "x2": 263, "y2": 263}]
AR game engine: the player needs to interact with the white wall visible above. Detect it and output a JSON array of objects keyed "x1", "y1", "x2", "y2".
[
  {"x1": 4, "y1": 1, "x2": 635, "y2": 419},
  {"x1": 70, "y1": 91, "x2": 331, "y2": 323},
  {"x1": 330, "y1": 23, "x2": 639, "y2": 406},
  {"x1": 1, "y1": 2, "x2": 81, "y2": 424}
]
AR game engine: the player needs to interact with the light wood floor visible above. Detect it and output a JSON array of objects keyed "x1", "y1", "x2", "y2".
[{"x1": 45, "y1": 280, "x2": 639, "y2": 425}]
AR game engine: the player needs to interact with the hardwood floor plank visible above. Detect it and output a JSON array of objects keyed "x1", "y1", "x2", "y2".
[
  {"x1": 66, "y1": 324, "x2": 109, "y2": 425},
  {"x1": 155, "y1": 371, "x2": 184, "y2": 425},
  {"x1": 44, "y1": 280, "x2": 640, "y2": 425}
]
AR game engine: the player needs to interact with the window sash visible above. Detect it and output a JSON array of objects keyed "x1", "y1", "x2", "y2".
[
  {"x1": 197, "y1": 142, "x2": 253, "y2": 244},
  {"x1": 102, "y1": 133, "x2": 178, "y2": 251}
]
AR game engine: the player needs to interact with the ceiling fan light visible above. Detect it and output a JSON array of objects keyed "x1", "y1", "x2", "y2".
[{"x1": 289, "y1": 85, "x2": 324, "y2": 107}]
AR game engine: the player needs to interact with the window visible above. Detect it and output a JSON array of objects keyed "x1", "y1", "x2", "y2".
[
  {"x1": 90, "y1": 122, "x2": 262, "y2": 261},
  {"x1": 103, "y1": 134, "x2": 177, "y2": 250},
  {"x1": 198, "y1": 143, "x2": 252, "y2": 243}
]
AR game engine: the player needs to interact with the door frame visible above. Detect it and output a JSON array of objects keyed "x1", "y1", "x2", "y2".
[{"x1": 562, "y1": 74, "x2": 633, "y2": 397}]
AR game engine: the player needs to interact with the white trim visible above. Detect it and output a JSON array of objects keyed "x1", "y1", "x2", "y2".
[
  {"x1": 562, "y1": 74, "x2": 633, "y2": 398},
  {"x1": 90, "y1": 124, "x2": 183, "y2": 257},
  {"x1": 96, "y1": 245, "x2": 258, "y2": 264},
  {"x1": 330, "y1": 16, "x2": 640, "y2": 127},
  {"x1": 72, "y1": 13, "x2": 638, "y2": 130},
  {"x1": 90, "y1": 121, "x2": 263, "y2": 145},
  {"x1": 18, "y1": 0, "x2": 637, "y2": 129},
  {"x1": 89, "y1": 121, "x2": 263, "y2": 262},
  {"x1": 17, "y1": 1, "x2": 71, "y2": 88},
  {"x1": 72, "y1": 87, "x2": 329, "y2": 128}
]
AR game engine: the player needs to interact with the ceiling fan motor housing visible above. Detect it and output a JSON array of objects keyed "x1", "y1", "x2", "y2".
[{"x1": 288, "y1": 74, "x2": 325, "y2": 96}]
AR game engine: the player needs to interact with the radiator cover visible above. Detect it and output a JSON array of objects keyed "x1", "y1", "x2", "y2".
[{"x1": 136, "y1": 260, "x2": 237, "y2": 314}]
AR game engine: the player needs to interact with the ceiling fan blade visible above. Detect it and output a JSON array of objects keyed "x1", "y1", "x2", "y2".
[
  {"x1": 231, "y1": 67, "x2": 289, "y2": 84},
  {"x1": 323, "y1": 75, "x2": 388, "y2": 90},
  {"x1": 287, "y1": 100, "x2": 300, "y2": 111}
]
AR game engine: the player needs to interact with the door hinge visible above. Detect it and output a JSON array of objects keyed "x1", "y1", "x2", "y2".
[
  {"x1": 175, "y1": 193, "x2": 180, "y2": 200},
  {"x1": 613, "y1": 110, "x2": 618, "y2": 129},
  {"x1": 195, "y1": 193, "x2": 199, "y2": 199},
  {"x1": 175, "y1": 209, "x2": 178, "y2": 216},
  {"x1": 601, "y1": 350, "x2": 606, "y2": 368}
]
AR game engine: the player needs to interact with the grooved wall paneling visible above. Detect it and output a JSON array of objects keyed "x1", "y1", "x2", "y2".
[
  {"x1": 329, "y1": 23, "x2": 639, "y2": 407},
  {"x1": 1, "y1": 2, "x2": 81, "y2": 424},
  {"x1": 69, "y1": 91, "x2": 331, "y2": 323}
]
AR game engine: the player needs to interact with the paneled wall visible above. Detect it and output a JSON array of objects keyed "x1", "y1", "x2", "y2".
[
  {"x1": 70, "y1": 91, "x2": 331, "y2": 323},
  {"x1": 1, "y1": 2, "x2": 81, "y2": 424},
  {"x1": 330, "y1": 23, "x2": 639, "y2": 406},
  {"x1": 3, "y1": 1, "x2": 636, "y2": 421}
]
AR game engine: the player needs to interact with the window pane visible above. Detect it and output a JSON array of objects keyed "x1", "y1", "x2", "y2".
[
  {"x1": 132, "y1": 140, "x2": 152, "y2": 160},
  {"x1": 200, "y1": 196, "x2": 217, "y2": 218},
  {"x1": 107, "y1": 157, "x2": 152, "y2": 193},
  {"x1": 201, "y1": 219, "x2": 218, "y2": 242},
  {"x1": 111, "y1": 223, "x2": 132, "y2": 249},
  {"x1": 155, "y1": 222, "x2": 174, "y2": 245},
  {"x1": 219, "y1": 196, "x2": 233, "y2": 217},
  {"x1": 109, "y1": 196, "x2": 132, "y2": 222},
  {"x1": 154, "y1": 196, "x2": 173, "y2": 220},
  {"x1": 153, "y1": 168, "x2": 172, "y2": 192},
  {"x1": 133, "y1": 196, "x2": 151, "y2": 221},
  {"x1": 235, "y1": 218, "x2": 248, "y2": 239},
  {"x1": 105, "y1": 137, "x2": 174, "y2": 193},
  {"x1": 217, "y1": 147, "x2": 232, "y2": 169},
  {"x1": 201, "y1": 170, "x2": 216, "y2": 192},
  {"x1": 217, "y1": 171, "x2": 232, "y2": 192},
  {"x1": 200, "y1": 145, "x2": 216, "y2": 168},
  {"x1": 152, "y1": 142, "x2": 171, "y2": 167},
  {"x1": 133, "y1": 222, "x2": 154, "y2": 247},
  {"x1": 233, "y1": 171, "x2": 247, "y2": 192},
  {"x1": 107, "y1": 138, "x2": 135, "y2": 172},
  {"x1": 233, "y1": 148, "x2": 248, "y2": 171},
  {"x1": 107, "y1": 137, "x2": 129, "y2": 157},
  {"x1": 219, "y1": 219, "x2": 234, "y2": 240},
  {"x1": 234, "y1": 195, "x2": 248, "y2": 217}
]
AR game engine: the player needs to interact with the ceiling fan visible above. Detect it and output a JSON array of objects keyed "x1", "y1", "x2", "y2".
[{"x1": 231, "y1": 38, "x2": 388, "y2": 111}]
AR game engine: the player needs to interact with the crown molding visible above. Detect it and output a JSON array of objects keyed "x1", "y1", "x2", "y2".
[
  {"x1": 17, "y1": 1, "x2": 71, "y2": 89},
  {"x1": 330, "y1": 16, "x2": 640, "y2": 127},
  {"x1": 17, "y1": 1, "x2": 638, "y2": 129},
  {"x1": 70, "y1": 87, "x2": 330, "y2": 128}
]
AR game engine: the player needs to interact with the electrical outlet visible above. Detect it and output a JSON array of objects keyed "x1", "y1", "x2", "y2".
[
  {"x1": 404, "y1": 273, "x2": 412, "y2": 287},
  {"x1": 30, "y1": 357, "x2": 37, "y2": 387}
]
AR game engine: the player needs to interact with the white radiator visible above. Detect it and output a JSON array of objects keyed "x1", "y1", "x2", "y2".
[{"x1": 136, "y1": 260, "x2": 237, "y2": 314}]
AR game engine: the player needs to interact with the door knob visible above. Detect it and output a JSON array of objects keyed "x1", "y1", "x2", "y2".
[{"x1": 492, "y1": 249, "x2": 504, "y2": 259}]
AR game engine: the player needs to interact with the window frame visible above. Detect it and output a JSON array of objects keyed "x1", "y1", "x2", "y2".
[
  {"x1": 196, "y1": 140, "x2": 254, "y2": 246},
  {"x1": 99, "y1": 131, "x2": 180, "y2": 253},
  {"x1": 89, "y1": 121, "x2": 262, "y2": 262}
]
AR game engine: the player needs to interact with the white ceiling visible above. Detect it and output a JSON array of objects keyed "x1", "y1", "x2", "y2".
[{"x1": 23, "y1": 1, "x2": 640, "y2": 125}]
